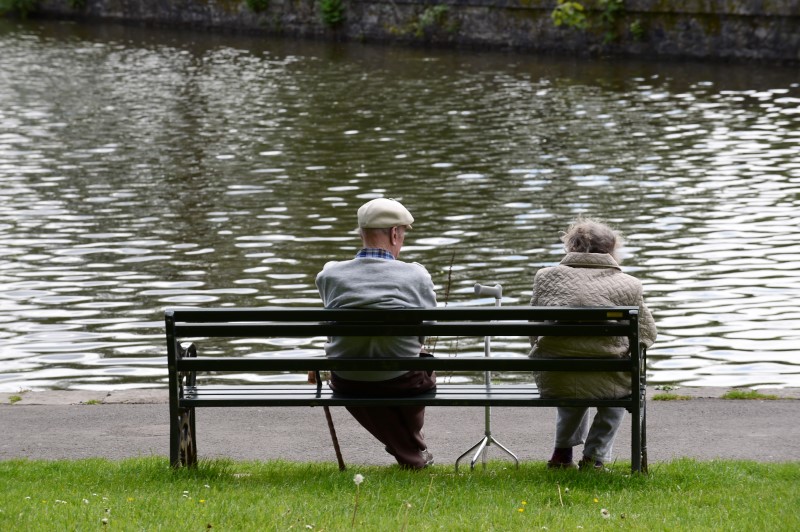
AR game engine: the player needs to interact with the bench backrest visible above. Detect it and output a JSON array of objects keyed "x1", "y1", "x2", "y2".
[{"x1": 165, "y1": 306, "x2": 642, "y2": 373}]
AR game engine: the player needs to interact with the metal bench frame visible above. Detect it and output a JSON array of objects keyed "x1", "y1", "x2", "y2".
[{"x1": 165, "y1": 306, "x2": 647, "y2": 472}]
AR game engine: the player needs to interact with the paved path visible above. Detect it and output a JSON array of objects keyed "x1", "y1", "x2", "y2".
[{"x1": 1, "y1": 388, "x2": 798, "y2": 466}]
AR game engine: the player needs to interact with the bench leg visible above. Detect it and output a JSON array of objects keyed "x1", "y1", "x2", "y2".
[
  {"x1": 179, "y1": 407, "x2": 197, "y2": 468},
  {"x1": 641, "y1": 400, "x2": 648, "y2": 473},
  {"x1": 630, "y1": 394, "x2": 647, "y2": 474}
]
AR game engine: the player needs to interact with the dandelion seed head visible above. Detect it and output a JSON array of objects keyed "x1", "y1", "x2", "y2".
[
  {"x1": 601, "y1": 508, "x2": 610, "y2": 519},
  {"x1": 353, "y1": 474, "x2": 364, "y2": 485}
]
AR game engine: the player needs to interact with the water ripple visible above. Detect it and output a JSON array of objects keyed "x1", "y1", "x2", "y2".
[{"x1": 1, "y1": 20, "x2": 799, "y2": 390}]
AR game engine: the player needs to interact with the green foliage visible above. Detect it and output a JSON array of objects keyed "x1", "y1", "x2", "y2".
[
  {"x1": 9, "y1": 394, "x2": 22, "y2": 404},
  {"x1": 551, "y1": 0, "x2": 639, "y2": 43},
  {"x1": 413, "y1": 5, "x2": 449, "y2": 38},
  {"x1": 245, "y1": 0, "x2": 269, "y2": 13},
  {"x1": 629, "y1": 18, "x2": 644, "y2": 40},
  {"x1": 0, "y1": 0, "x2": 38, "y2": 18},
  {"x1": 67, "y1": 0, "x2": 86, "y2": 9},
  {"x1": 319, "y1": 0, "x2": 344, "y2": 27},
  {"x1": 551, "y1": 0, "x2": 588, "y2": 30},
  {"x1": 1, "y1": 458, "x2": 799, "y2": 529},
  {"x1": 721, "y1": 389, "x2": 779, "y2": 400},
  {"x1": 599, "y1": 0, "x2": 622, "y2": 25}
]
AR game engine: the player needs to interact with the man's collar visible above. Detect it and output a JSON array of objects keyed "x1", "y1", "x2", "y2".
[{"x1": 355, "y1": 248, "x2": 396, "y2": 260}]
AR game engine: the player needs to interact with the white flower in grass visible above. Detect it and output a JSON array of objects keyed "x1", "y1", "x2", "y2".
[
  {"x1": 601, "y1": 508, "x2": 610, "y2": 519},
  {"x1": 353, "y1": 473, "x2": 364, "y2": 486}
]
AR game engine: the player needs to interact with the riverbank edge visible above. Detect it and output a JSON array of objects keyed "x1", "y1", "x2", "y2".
[
  {"x1": 2, "y1": 386, "x2": 798, "y2": 405},
  {"x1": 19, "y1": 0, "x2": 800, "y2": 63}
]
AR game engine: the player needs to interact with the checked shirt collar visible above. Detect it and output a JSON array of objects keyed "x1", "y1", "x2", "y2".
[{"x1": 355, "y1": 248, "x2": 395, "y2": 260}]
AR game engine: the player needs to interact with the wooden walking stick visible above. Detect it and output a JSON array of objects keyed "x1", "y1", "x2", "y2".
[
  {"x1": 310, "y1": 370, "x2": 346, "y2": 471},
  {"x1": 324, "y1": 405, "x2": 346, "y2": 471}
]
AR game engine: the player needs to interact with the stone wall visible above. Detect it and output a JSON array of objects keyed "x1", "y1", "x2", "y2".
[{"x1": 29, "y1": 0, "x2": 800, "y2": 61}]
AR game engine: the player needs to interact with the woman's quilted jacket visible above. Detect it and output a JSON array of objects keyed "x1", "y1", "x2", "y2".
[{"x1": 528, "y1": 252, "x2": 658, "y2": 399}]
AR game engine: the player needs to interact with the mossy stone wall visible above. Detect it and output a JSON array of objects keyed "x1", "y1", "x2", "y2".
[{"x1": 32, "y1": 0, "x2": 800, "y2": 61}]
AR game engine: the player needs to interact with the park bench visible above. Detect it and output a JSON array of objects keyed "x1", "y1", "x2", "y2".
[{"x1": 165, "y1": 306, "x2": 648, "y2": 472}]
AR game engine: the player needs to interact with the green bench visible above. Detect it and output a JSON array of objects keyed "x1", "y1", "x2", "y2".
[{"x1": 165, "y1": 306, "x2": 647, "y2": 472}]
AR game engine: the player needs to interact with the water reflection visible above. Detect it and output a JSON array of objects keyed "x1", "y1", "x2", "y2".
[{"x1": 1, "y1": 20, "x2": 799, "y2": 391}]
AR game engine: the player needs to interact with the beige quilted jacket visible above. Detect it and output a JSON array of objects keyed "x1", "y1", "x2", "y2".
[{"x1": 528, "y1": 252, "x2": 657, "y2": 399}]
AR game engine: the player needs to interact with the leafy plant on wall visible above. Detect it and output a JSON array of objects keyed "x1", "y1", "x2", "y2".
[
  {"x1": 246, "y1": 0, "x2": 269, "y2": 13},
  {"x1": 319, "y1": 0, "x2": 345, "y2": 27},
  {"x1": 552, "y1": 0, "x2": 642, "y2": 43},
  {"x1": 0, "y1": 0, "x2": 38, "y2": 18}
]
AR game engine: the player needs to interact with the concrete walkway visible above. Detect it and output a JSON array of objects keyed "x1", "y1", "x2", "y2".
[{"x1": 1, "y1": 388, "x2": 798, "y2": 466}]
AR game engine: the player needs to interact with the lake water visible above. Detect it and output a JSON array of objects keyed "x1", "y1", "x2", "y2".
[{"x1": 1, "y1": 19, "x2": 799, "y2": 392}]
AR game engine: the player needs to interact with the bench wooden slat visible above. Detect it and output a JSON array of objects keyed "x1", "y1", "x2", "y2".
[
  {"x1": 179, "y1": 384, "x2": 635, "y2": 409},
  {"x1": 173, "y1": 322, "x2": 631, "y2": 338},
  {"x1": 169, "y1": 306, "x2": 638, "y2": 323},
  {"x1": 174, "y1": 357, "x2": 633, "y2": 372}
]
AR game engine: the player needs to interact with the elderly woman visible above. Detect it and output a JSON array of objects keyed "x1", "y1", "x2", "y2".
[{"x1": 529, "y1": 217, "x2": 657, "y2": 470}]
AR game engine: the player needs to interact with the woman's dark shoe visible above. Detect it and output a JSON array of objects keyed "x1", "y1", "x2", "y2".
[{"x1": 547, "y1": 447, "x2": 577, "y2": 469}]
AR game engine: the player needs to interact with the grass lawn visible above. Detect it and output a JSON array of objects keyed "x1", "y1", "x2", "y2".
[{"x1": 1, "y1": 458, "x2": 798, "y2": 530}]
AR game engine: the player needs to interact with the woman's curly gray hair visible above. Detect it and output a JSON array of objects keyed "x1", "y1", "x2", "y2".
[{"x1": 561, "y1": 217, "x2": 623, "y2": 260}]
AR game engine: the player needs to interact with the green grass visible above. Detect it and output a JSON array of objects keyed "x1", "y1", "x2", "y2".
[
  {"x1": 721, "y1": 389, "x2": 779, "y2": 400},
  {"x1": 652, "y1": 393, "x2": 693, "y2": 401},
  {"x1": 1, "y1": 458, "x2": 798, "y2": 530}
]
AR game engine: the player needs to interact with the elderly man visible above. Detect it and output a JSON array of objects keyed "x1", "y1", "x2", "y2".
[{"x1": 315, "y1": 198, "x2": 437, "y2": 469}]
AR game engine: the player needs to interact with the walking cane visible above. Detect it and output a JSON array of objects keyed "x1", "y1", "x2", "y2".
[
  {"x1": 324, "y1": 406, "x2": 347, "y2": 471},
  {"x1": 455, "y1": 283, "x2": 519, "y2": 471},
  {"x1": 310, "y1": 370, "x2": 346, "y2": 471}
]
